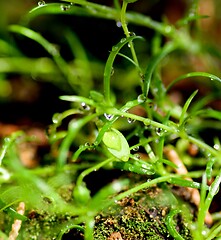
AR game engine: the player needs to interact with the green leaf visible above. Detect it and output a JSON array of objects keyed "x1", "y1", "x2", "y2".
[
  {"x1": 179, "y1": 90, "x2": 198, "y2": 127},
  {"x1": 102, "y1": 128, "x2": 130, "y2": 162},
  {"x1": 89, "y1": 90, "x2": 104, "y2": 103},
  {"x1": 166, "y1": 72, "x2": 221, "y2": 92},
  {"x1": 114, "y1": 159, "x2": 155, "y2": 175},
  {"x1": 143, "y1": 41, "x2": 176, "y2": 98},
  {"x1": 104, "y1": 35, "x2": 144, "y2": 105}
]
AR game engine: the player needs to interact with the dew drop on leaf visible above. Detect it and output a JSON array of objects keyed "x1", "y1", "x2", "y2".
[
  {"x1": 60, "y1": 4, "x2": 70, "y2": 11},
  {"x1": 104, "y1": 113, "x2": 114, "y2": 121},
  {"x1": 127, "y1": 118, "x2": 136, "y2": 124},
  {"x1": 132, "y1": 146, "x2": 139, "y2": 151},
  {"x1": 111, "y1": 67, "x2": 115, "y2": 76},
  {"x1": 214, "y1": 144, "x2": 220, "y2": 150},
  {"x1": 81, "y1": 102, "x2": 90, "y2": 111},
  {"x1": 129, "y1": 32, "x2": 136, "y2": 36},
  {"x1": 116, "y1": 21, "x2": 122, "y2": 28},
  {"x1": 155, "y1": 128, "x2": 163, "y2": 136},
  {"x1": 38, "y1": 0, "x2": 46, "y2": 6},
  {"x1": 120, "y1": 38, "x2": 126, "y2": 43},
  {"x1": 112, "y1": 45, "x2": 118, "y2": 51},
  {"x1": 137, "y1": 94, "x2": 146, "y2": 103},
  {"x1": 164, "y1": 25, "x2": 173, "y2": 34},
  {"x1": 52, "y1": 113, "x2": 61, "y2": 124},
  {"x1": 84, "y1": 142, "x2": 91, "y2": 147},
  {"x1": 134, "y1": 154, "x2": 141, "y2": 159}
]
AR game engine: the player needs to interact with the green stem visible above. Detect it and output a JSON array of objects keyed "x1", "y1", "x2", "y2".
[
  {"x1": 57, "y1": 113, "x2": 99, "y2": 171},
  {"x1": 76, "y1": 158, "x2": 114, "y2": 186},
  {"x1": 143, "y1": 41, "x2": 176, "y2": 98},
  {"x1": 187, "y1": 136, "x2": 218, "y2": 157},
  {"x1": 166, "y1": 209, "x2": 185, "y2": 240},
  {"x1": 120, "y1": 1, "x2": 139, "y2": 68}
]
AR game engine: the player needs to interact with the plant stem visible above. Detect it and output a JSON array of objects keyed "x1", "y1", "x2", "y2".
[
  {"x1": 120, "y1": 1, "x2": 139, "y2": 69},
  {"x1": 76, "y1": 158, "x2": 114, "y2": 186}
]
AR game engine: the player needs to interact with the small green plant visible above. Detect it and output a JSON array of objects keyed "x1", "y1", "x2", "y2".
[{"x1": 0, "y1": 0, "x2": 221, "y2": 239}]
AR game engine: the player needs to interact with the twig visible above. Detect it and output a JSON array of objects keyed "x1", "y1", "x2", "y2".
[{"x1": 9, "y1": 202, "x2": 25, "y2": 240}]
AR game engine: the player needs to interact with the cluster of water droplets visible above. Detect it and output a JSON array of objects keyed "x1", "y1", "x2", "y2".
[
  {"x1": 111, "y1": 33, "x2": 136, "y2": 52},
  {"x1": 60, "y1": 4, "x2": 71, "y2": 11},
  {"x1": 84, "y1": 142, "x2": 95, "y2": 150},
  {"x1": 38, "y1": 1, "x2": 72, "y2": 11}
]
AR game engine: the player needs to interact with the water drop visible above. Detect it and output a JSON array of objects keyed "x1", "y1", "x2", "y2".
[
  {"x1": 112, "y1": 45, "x2": 118, "y2": 51},
  {"x1": 84, "y1": 142, "x2": 91, "y2": 147},
  {"x1": 120, "y1": 38, "x2": 126, "y2": 43},
  {"x1": 132, "y1": 146, "x2": 139, "y2": 151},
  {"x1": 144, "y1": 119, "x2": 151, "y2": 126},
  {"x1": 140, "y1": 73, "x2": 145, "y2": 82},
  {"x1": 129, "y1": 32, "x2": 136, "y2": 36},
  {"x1": 201, "y1": 230, "x2": 207, "y2": 236},
  {"x1": 155, "y1": 128, "x2": 163, "y2": 136},
  {"x1": 164, "y1": 25, "x2": 172, "y2": 34},
  {"x1": 52, "y1": 113, "x2": 61, "y2": 124},
  {"x1": 153, "y1": 87, "x2": 159, "y2": 94},
  {"x1": 81, "y1": 102, "x2": 90, "y2": 111},
  {"x1": 111, "y1": 67, "x2": 114, "y2": 76},
  {"x1": 116, "y1": 21, "x2": 122, "y2": 28},
  {"x1": 207, "y1": 152, "x2": 212, "y2": 158},
  {"x1": 104, "y1": 113, "x2": 114, "y2": 121},
  {"x1": 128, "y1": 43, "x2": 131, "y2": 48},
  {"x1": 137, "y1": 94, "x2": 146, "y2": 103},
  {"x1": 60, "y1": 4, "x2": 70, "y2": 11},
  {"x1": 38, "y1": 0, "x2": 45, "y2": 6},
  {"x1": 112, "y1": 181, "x2": 122, "y2": 192},
  {"x1": 156, "y1": 128, "x2": 167, "y2": 136},
  {"x1": 148, "y1": 102, "x2": 157, "y2": 111},
  {"x1": 128, "y1": 165, "x2": 134, "y2": 172},
  {"x1": 214, "y1": 143, "x2": 220, "y2": 150},
  {"x1": 134, "y1": 154, "x2": 140, "y2": 160},
  {"x1": 3, "y1": 137, "x2": 10, "y2": 144},
  {"x1": 127, "y1": 118, "x2": 136, "y2": 124}
]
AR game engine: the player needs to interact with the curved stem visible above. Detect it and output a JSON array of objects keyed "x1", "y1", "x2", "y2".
[
  {"x1": 76, "y1": 158, "x2": 114, "y2": 186},
  {"x1": 120, "y1": 1, "x2": 139, "y2": 69}
]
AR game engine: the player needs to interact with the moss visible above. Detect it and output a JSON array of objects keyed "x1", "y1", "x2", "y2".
[
  {"x1": 14, "y1": 184, "x2": 75, "y2": 240},
  {"x1": 18, "y1": 211, "x2": 66, "y2": 240},
  {"x1": 94, "y1": 186, "x2": 193, "y2": 240}
]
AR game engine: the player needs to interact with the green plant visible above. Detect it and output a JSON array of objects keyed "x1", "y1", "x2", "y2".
[{"x1": 0, "y1": 0, "x2": 221, "y2": 239}]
